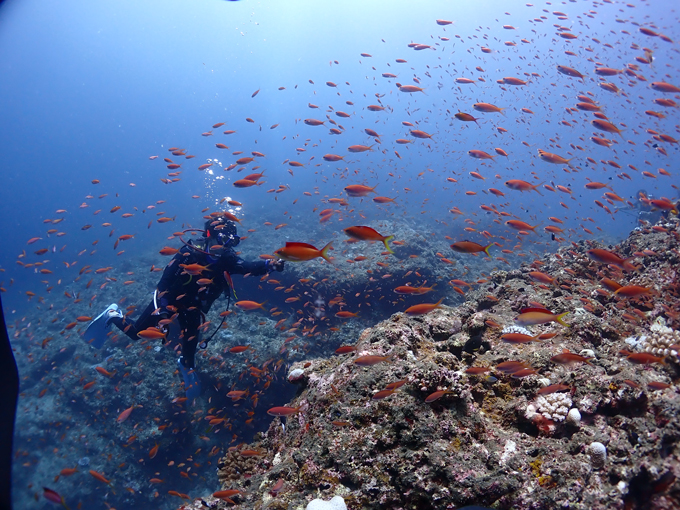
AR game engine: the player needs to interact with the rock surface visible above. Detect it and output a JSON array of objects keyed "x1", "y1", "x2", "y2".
[{"x1": 173, "y1": 220, "x2": 680, "y2": 509}]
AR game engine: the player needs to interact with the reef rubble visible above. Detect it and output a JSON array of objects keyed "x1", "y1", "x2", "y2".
[{"x1": 178, "y1": 219, "x2": 680, "y2": 509}]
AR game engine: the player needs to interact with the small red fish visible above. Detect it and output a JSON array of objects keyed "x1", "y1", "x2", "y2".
[
  {"x1": 501, "y1": 332, "x2": 542, "y2": 344},
  {"x1": 335, "y1": 346, "x2": 357, "y2": 354},
  {"x1": 117, "y1": 405, "x2": 136, "y2": 423},
  {"x1": 537, "y1": 384, "x2": 570, "y2": 395},
  {"x1": 550, "y1": 350, "x2": 593, "y2": 365},
  {"x1": 425, "y1": 390, "x2": 455, "y2": 403},
  {"x1": 43, "y1": 487, "x2": 69, "y2": 509},
  {"x1": 404, "y1": 298, "x2": 444, "y2": 316},
  {"x1": 495, "y1": 361, "x2": 530, "y2": 374},
  {"x1": 619, "y1": 350, "x2": 665, "y2": 365},
  {"x1": 372, "y1": 389, "x2": 396, "y2": 400},
  {"x1": 354, "y1": 354, "x2": 394, "y2": 366},
  {"x1": 586, "y1": 248, "x2": 638, "y2": 272},
  {"x1": 267, "y1": 406, "x2": 301, "y2": 417}
]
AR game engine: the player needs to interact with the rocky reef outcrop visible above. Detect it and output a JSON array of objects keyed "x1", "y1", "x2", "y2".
[{"x1": 175, "y1": 219, "x2": 680, "y2": 509}]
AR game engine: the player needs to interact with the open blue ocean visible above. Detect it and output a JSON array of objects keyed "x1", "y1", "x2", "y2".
[{"x1": 1, "y1": 0, "x2": 677, "y2": 508}]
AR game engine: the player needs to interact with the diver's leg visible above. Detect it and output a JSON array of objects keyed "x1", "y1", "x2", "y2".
[
  {"x1": 176, "y1": 310, "x2": 202, "y2": 399},
  {"x1": 177, "y1": 309, "x2": 202, "y2": 368}
]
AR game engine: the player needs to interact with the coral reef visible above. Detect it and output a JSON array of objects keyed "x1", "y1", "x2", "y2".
[{"x1": 189, "y1": 218, "x2": 680, "y2": 510}]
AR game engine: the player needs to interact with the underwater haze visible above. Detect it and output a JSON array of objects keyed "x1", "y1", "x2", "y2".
[{"x1": 1, "y1": 0, "x2": 678, "y2": 508}]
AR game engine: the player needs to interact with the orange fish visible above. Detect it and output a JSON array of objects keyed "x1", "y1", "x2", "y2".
[
  {"x1": 343, "y1": 226, "x2": 394, "y2": 253},
  {"x1": 556, "y1": 65, "x2": 585, "y2": 81},
  {"x1": 404, "y1": 298, "x2": 444, "y2": 316},
  {"x1": 394, "y1": 285, "x2": 435, "y2": 295},
  {"x1": 233, "y1": 179, "x2": 260, "y2": 188},
  {"x1": 159, "y1": 247, "x2": 179, "y2": 256},
  {"x1": 505, "y1": 179, "x2": 542, "y2": 195},
  {"x1": 592, "y1": 119, "x2": 624, "y2": 138},
  {"x1": 619, "y1": 350, "x2": 665, "y2": 365},
  {"x1": 347, "y1": 144, "x2": 374, "y2": 152},
  {"x1": 43, "y1": 487, "x2": 69, "y2": 508},
  {"x1": 336, "y1": 311, "x2": 359, "y2": 318},
  {"x1": 515, "y1": 310, "x2": 569, "y2": 327},
  {"x1": 495, "y1": 361, "x2": 530, "y2": 374},
  {"x1": 502, "y1": 77, "x2": 527, "y2": 86},
  {"x1": 473, "y1": 102, "x2": 504, "y2": 113},
  {"x1": 274, "y1": 242, "x2": 333, "y2": 263},
  {"x1": 117, "y1": 405, "x2": 136, "y2": 423},
  {"x1": 550, "y1": 350, "x2": 593, "y2": 365},
  {"x1": 372, "y1": 389, "x2": 397, "y2": 400},
  {"x1": 468, "y1": 150, "x2": 495, "y2": 160},
  {"x1": 214, "y1": 490, "x2": 244, "y2": 500},
  {"x1": 323, "y1": 154, "x2": 345, "y2": 161},
  {"x1": 586, "y1": 249, "x2": 637, "y2": 272},
  {"x1": 450, "y1": 241, "x2": 492, "y2": 257},
  {"x1": 372, "y1": 196, "x2": 396, "y2": 204},
  {"x1": 454, "y1": 112, "x2": 480, "y2": 123},
  {"x1": 650, "y1": 81, "x2": 680, "y2": 93},
  {"x1": 267, "y1": 406, "x2": 301, "y2": 417},
  {"x1": 95, "y1": 367, "x2": 116, "y2": 378},
  {"x1": 501, "y1": 332, "x2": 542, "y2": 344},
  {"x1": 227, "y1": 390, "x2": 249, "y2": 401},
  {"x1": 613, "y1": 285, "x2": 652, "y2": 298},
  {"x1": 505, "y1": 220, "x2": 540, "y2": 235},
  {"x1": 354, "y1": 354, "x2": 393, "y2": 366},
  {"x1": 528, "y1": 271, "x2": 556, "y2": 285},
  {"x1": 409, "y1": 129, "x2": 433, "y2": 139},
  {"x1": 136, "y1": 327, "x2": 166, "y2": 340},
  {"x1": 537, "y1": 384, "x2": 570, "y2": 395},
  {"x1": 425, "y1": 390, "x2": 455, "y2": 403},
  {"x1": 335, "y1": 346, "x2": 357, "y2": 354},
  {"x1": 344, "y1": 184, "x2": 377, "y2": 197},
  {"x1": 89, "y1": 470, "x2": 112, "y2": 486},
  {"x1": 538, "y1": 149, "x2": 572, "y2": 166},
  {"x1": 234, "y1": 300, "x2": 266, "y2": 311},
  {"x1": 179, "y1": 263, "x2": 210, "y2": 275}
]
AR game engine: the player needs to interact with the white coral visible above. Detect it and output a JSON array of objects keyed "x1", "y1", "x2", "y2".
[
  {"x1": 501, "y1": 325, "x2": 532, "y2": 336},
  {"x1": 531, "y1": 393, "x2": 573, "y2": 422},
  {"x1": 288, "y1": 368, "x2": 305, "y2": 382},
  {"x1": 628, "y1": 325, "x2": 679, "y2": 358},
  {"x1": 566, "y1": 408, "x2": 581, "y2": 427},
  {"x1": 587, "y1": 442, "x2": 607, "y2": 469}
]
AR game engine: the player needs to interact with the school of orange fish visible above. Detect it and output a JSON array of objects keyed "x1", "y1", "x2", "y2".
[{"x1": 4, "y1": 2, "x2": 680, "y2": 508}]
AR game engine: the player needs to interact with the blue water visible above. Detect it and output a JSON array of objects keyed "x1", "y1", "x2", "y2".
[{"x1": 1, "y1": 0, "x2": 678, "y2": 508}]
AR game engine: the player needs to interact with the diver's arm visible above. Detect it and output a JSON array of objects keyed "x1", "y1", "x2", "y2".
[
  {"x1": 223, "y1": 251, "x2": 276, "y2": 276},
  {"x1": 157, "y1": 246, "x2": 190, "y2": 294},
  {"x1": 232, "y1": 257, "x2": 270, "y2": 276}
]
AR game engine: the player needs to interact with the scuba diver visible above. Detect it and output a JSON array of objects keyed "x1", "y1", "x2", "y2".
[
  {"x1": 633, "y1": 189, "x2": 679, "y2": 226},
  {"x1": 82, "y1": 214, "x2": 284, "y2": 399},
  {"x1": 634, "y1": 189, "x2": 663, "y2": 226}
]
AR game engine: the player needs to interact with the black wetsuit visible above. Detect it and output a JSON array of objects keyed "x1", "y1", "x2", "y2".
[{"x1": 110, "y1": 240, "x2": 270, "y2": 367}]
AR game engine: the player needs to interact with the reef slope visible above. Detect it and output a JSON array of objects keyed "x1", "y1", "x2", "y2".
[{"x1": 195, "y1": 219, "x2": 680, "y2": 510}]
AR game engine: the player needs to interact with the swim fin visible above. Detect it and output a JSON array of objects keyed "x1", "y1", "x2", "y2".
[{"x1": 82, "y1": 303, "x2": 122, "y2": 349}]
